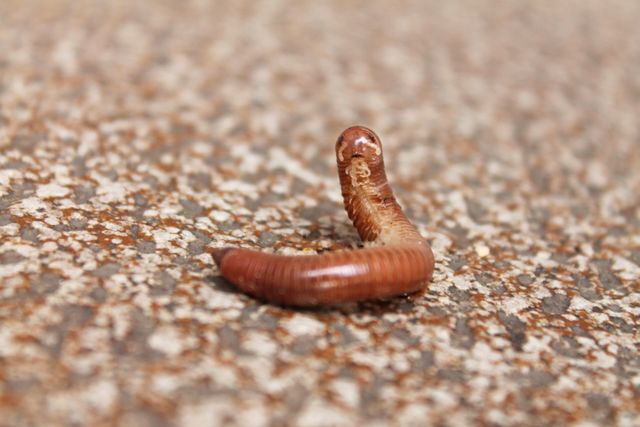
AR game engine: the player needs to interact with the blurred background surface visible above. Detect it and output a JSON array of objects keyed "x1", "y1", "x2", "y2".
[{"x1": 0, "y1": 1, "x2": 639, "y2": 426}]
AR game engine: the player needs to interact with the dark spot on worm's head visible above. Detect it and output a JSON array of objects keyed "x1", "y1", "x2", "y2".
[{"x1": 336, "y1": 125, "x2": 383, "y2": 164}]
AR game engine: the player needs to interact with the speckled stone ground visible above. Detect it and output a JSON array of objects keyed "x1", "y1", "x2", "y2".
[{"x1": 1, "y1": 1, "x2": 639, "y2": 426}]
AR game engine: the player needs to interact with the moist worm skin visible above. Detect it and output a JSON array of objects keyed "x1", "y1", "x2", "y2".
[{"x1": 210, "y1": 126, "x2": 435, "y2": 306}]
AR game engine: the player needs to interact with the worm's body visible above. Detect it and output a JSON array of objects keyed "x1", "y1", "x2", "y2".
[{"x1": 211, "y1": 126, "x2": 435, "y2": 306}]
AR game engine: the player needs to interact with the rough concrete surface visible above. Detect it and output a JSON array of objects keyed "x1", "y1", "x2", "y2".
[{"x1": 0, "y1": 1, "x2": 639, "y2": 426}]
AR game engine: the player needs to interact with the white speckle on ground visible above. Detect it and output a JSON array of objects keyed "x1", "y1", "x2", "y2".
[
  {"x1": 96, "y1": 182, "x2": 129, "y2": 203},
  {"x1": 243, "y1": 331, "x2": 278, "y2": 358},
  {"x1": 153, "y1": 230, "x2": 177, "y2": 248},
  {"x1": 84, "y1": 380, "x2": 119, "y2": 413},
  {"x1": 148, "y1": 326, "x2": 195, "y2": 356},
  {"x1": 330, "y1": 379, "x2": 360, "y2": 408},
  {"x1": 297, "y1": 398, "x2": 354, "y2": 427},
  {"x1": 281, "y1": 314, "x2": 326, "y2": 336},
  {"x1": 500, "y1": 296, "x2": 530, "y2": 314},
  {"x1": 210, "y1": 210, "x2": 231, "y2": 222},
  {"x1": 36, "y1": 183, "x2": 71, "y2": 198},
  {"x1": 474, "y1": 243, "x2": 490, "y2": 257}
]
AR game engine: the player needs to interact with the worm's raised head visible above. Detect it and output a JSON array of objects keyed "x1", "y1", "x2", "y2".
[{"x1": 336, "y1": 125, "x2": 383, "y2": 164}]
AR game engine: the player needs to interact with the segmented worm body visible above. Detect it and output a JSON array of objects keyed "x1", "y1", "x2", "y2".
[{"x1": 210, "y1": 126, "x2": 435, "y2": 306}]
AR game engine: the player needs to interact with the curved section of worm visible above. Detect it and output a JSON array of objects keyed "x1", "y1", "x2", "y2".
[{"x1": 210, "y1": 126, "x2": 435, "y2": 306}]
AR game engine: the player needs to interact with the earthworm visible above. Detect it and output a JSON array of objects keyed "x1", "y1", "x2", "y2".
[{"x1": 210, "y1": 126, "x2": 435, "y2": 306}]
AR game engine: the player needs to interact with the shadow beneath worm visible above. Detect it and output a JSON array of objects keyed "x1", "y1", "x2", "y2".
[{"x1": 205, "y1": 275, "x2": 238, "y2": 295}]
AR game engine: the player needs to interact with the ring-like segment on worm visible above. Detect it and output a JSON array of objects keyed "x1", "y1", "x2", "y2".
[{"x1": 210, "y1": 126, "x2": 435, "y2": 306}]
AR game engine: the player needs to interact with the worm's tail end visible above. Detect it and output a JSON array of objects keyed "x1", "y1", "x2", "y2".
[{"x1": 208, "y1": 247, "x2": 233, "y2": 267}]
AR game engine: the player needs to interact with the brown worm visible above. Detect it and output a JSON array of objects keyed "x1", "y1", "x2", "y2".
[{"x1": 210, "y1": 126, "x2": 435, "y2": 306}]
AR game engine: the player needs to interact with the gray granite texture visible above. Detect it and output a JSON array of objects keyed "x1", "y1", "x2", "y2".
[{"x1": 1, "y1": 1, "x2": 639, "y2": 426}]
